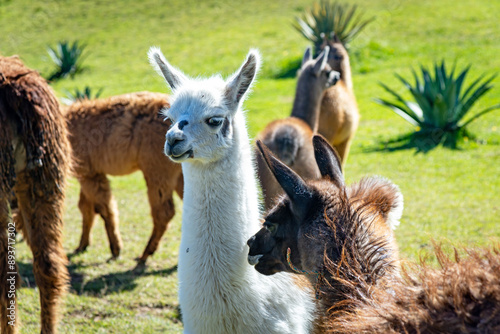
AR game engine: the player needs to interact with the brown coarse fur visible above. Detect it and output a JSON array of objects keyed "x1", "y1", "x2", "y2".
[
  {"x1": 0, "y1": 56, "x2": 70, "y2": 333},
  {"x1": 248, "y1": 136, "x2": 402, "y2": 331},
  {"x1": 256, "y1": 47, "x2": 340, "y2": 209},
  {"x1": 318, "y1": 36, "x2": 359, "y2": 168},
  {"x1": 327, "y1": 245, "x2": 500, "y2": 334},
  {"x1": 65, "y1": 92, "x2": 183, "y2": 264}
]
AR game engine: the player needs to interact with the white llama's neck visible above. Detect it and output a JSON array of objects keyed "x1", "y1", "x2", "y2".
[{"x1": 180, "y1": 111, "x2": 260, "y2": 278}]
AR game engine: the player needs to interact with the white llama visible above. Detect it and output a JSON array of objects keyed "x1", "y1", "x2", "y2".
[{"x1": 149, "y1": 48, "x2": 317, "y2": 333}]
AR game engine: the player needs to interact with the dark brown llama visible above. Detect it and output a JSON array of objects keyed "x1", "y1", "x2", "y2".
[
  {"x1": 65, "y1": 92, "x2": 183, "y2": 265},
  {"x1": 247, "y1": 135, "x2": 402, "y2": 326},
  {"x1": 0, "y1": 56, "x2": 70, "y2": 334},
  {"x1": 318, "y1": 36, "x2": 359, "y2": 167},
  {"x1": 256, "y1": 47, "x2": 340, "y2": 209}
]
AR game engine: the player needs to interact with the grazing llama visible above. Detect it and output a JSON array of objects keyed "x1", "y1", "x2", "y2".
[
  {"x1": 318, "y1": 35, "x2": 359, "y2": 167},
  {"x1": 256, "y1": 46, "x2": 340, "y2": 209},
  {"x1": 66, "y1": 92, "x2": 183, "y2": 265},
  {"x1": 0, "y1": 56, "x2": 69, "y2": 334},
  {"x1": 248, "y1": 135, "x2": 402, "y2": 324},
  {"x1": 149, "y1": 48, "x2": 317, "y2": 333}
]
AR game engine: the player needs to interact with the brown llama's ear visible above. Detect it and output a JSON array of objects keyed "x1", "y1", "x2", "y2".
[
  {"x1": 302, "y1": 47, "x2": 313, "y2": 67},
  {"x1": 256, "y1": 140, "x2": 312, "y2": 205},
  {"x1": 313, "y1": 46, "x2": 330, "y2": 76},
  {"x1": 148, "y1": 47, "x2": 188, "y2": 91},
  {"x1": 313, "y1": 135, "x2": 344, "y2": 188},
  {"x1": 331, "y1": 33, "x2": 341, "y2": 44},
  {"x1": 224, "y1": 49, "x2": 260, "y2": 113}
]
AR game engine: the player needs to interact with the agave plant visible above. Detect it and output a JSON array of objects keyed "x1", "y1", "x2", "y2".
[
  {"x1": 293, "y1": 0, "x2": 374, "y2": 54},
  {"x1": 375, "y1": 61, "x2": 500, "y2": 149},
  {"x1": 46, "y1": 41, "x2": 87, "y2": 81},
  {"x1": 61, "y1": 86, "x2": 103, "y2": 105}
]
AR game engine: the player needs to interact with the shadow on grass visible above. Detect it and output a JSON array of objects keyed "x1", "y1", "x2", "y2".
[
  {"x1": 17, "y1": 260, "x2": 178, "y2": 297},
  {"x1": 271, "y1": 56, "x2": 301, "y2": 79},
  {"x1": 364, "y1": 129, "x2": 480, "y2": 154}
]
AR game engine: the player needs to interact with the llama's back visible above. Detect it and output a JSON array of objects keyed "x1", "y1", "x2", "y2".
[
  {"x1": 65, "y1": 91, "x2": 173, "y2": 176},
  {"x1": 327, "y1": 247, "x2": 500, "y2": 334},
  {"x1": 256, "y1": 117, "x2": 320, "y2": 209}
]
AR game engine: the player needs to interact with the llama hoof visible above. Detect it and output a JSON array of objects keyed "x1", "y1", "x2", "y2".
[
  {"x1": 106, "y1": 255, "x2": 119, "y2": 263},
  {"x1": 73, "y1": 246, "x2": 88, "y2": 255},
  {"x1": 133, "y1": 260, "x2": 147, "y2": 273}
]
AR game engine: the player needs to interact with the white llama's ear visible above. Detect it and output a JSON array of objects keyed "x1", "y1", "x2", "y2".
[
  {"x1": 302, "y1": 47, "x2": 312, "y2": 67},
  {"x1": 223, "y1": 49, "x2": 261, "y2": 112},
  {"x1": 313, "y1": 46, "x2": 329, "y2": 77},
  {"x1": 312, "y1": 135, "x2": 344, "y2": 188},
  {"x1": 148, "y1": 47, "x2": 187, "y2": 91}
]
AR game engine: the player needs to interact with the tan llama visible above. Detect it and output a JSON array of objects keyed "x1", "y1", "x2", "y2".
[
  {"x1": 256, "y1": 46, "x2": 340, "y2": 209},
  {"x1": 248, "y1": 135, "x2": 402, "y2": 329},
  {"x1": 1, "y1": 56, "x2": 70, "y2": 334},
  {"x1": 65, "y1": 92, "x2": 183, "y2": 265},
  {"x1": 318, "y1": 35, "x2": 360, "y2": 167}
]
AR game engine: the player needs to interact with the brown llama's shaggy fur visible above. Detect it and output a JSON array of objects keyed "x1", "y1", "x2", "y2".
[
  {"x1": 256, "y1": 47, "x2": 340, "y2": 209},
  {"x1": 0, "y1": 56, "x2": 70, "y2": 333},
  {"x1": 248, "y1": 136, "x2": 402, "y2": 330},
  {"x1": 327, "y1": 245, "x2": 500, "y2": 334},
  {"x1": 318, "y1": 36, "x2": 359, "y2": 167},
  {"x1": 65, "y1": 92, "x2": 183, "y2": 264}
]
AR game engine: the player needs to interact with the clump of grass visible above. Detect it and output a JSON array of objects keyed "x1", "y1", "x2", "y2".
[
  {"x1": 375, "y1": 60, "x2": 500, "y2": 150},
  {"x1": 61, "y1": 86, "x2": 103, "y2": 105},
  {"x1": 46, "y1": 41, "x2": 87, "y2": 81},
  {"x1": 293, "y1": 0, "x2": 374, "y2": 54}
]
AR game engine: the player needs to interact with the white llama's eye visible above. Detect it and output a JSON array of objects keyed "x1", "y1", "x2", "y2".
[{"x1": 206, "y1": 117, "x2": 224, "y2": 127}]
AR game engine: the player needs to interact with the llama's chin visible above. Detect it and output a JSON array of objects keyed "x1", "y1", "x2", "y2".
[
  {"x1": 247, "y1": 254, "x2": 263, "y2": 266},
  {"x1": 168, "y1": 149, "x2": 193, "y2": 163}
]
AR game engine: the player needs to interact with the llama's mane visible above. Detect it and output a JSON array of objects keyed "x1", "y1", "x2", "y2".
[
  {"x1": 325, "y1": 245, "x2": 500, "y2": 334},
  {"x1": 0, "y1": 55, "x2": 68, "y2": 195},
  {"x1": 65, "y1": 91, "x2": 170, "y2": 122},
  {"x1": 315, "y1": 184, "x2": 398, "y2": 307}
]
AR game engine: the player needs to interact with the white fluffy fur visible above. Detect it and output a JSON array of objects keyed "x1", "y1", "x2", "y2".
[{"x1": 149, "y1": 47, "x2": 316, "y2": 333}]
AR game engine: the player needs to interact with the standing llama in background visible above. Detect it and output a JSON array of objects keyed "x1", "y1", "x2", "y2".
[
  {"x1": 0, "y1": 56, "x2": 70, "y2": 334},
  {"x1": 248, "y1": 136, "x2": 401, "y2": 325},
  {"x1": 318, "y1": 36, "x2": 359, "y2": 167},
  {"x1": 256, "y1": 46, "x2": 340, "y2": 209},
  {"x1": 149, "y1": 48, "x2": 317, "y2": 333},
  {"x1": 66, "y1": 92, "x2": 183, "y2": 265}
]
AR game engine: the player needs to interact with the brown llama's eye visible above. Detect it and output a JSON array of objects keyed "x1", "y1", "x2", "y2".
[{"x1": 265, "y1": 223, "x2": 278, "y2": 235}]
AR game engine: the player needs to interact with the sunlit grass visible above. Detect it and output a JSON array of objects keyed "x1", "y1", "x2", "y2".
[{"x1": 2, "y1": 0, "x2": 499, "y2": 331}]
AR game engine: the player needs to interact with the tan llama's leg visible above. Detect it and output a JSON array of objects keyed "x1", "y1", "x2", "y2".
[
  {"x1": 80, "y1": 175, "x2": 122, "y2": 259},
  {"x1": 0, "y1": 196, "x2": 19, "y2": 334},
  {"x1": 334, "y1": 136, "x2": 355, "y2": 170},
  {"x1": 74, "y1": 189, "x2": 97, "y2": 254},
  {"x1": 15, "y1": 177, "x2": 69, "y2": 334},
  {"x1": 138, "y1": 177, "x2": 176, "y2": 264}
]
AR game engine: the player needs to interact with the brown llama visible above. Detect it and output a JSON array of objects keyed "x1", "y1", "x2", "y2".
[
  {"x1": 256, "y1": 46, "x2": 340, "y2": 209},
  {"x1": 0, "y1": 56, "x2": 70, "y2": 333},
  {"x1": 318, "y1": 35, "x2": 359, "y2": 167},
  {"x1": 65, "y1": 92, "x2": 183, "y2": 265},
  {"x1": 326, "y1": 245, "x2": 500, "y2": 333},
  {"x1": 247, "y1": 135, "x2": 402, "y2": 327}
]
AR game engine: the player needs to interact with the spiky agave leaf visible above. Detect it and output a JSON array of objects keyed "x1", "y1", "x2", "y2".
[
  {"x1": 293, "y1": 0, "x2": 374, "y2": 54},
  {"x1": 46, "y1": 41, "x2": 87, "y2": 81},
  {"x1": 375, "y1": 61, "x2": 500, "y2": 149}
]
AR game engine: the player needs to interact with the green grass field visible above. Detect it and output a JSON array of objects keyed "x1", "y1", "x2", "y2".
[{"x1": 1, "y1": 0, "x2": 499, "y2": 332}]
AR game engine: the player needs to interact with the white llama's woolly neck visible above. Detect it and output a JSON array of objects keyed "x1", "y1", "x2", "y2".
[{"x1": 178, "y1": 111, "x2": 316, "y2": 334}]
